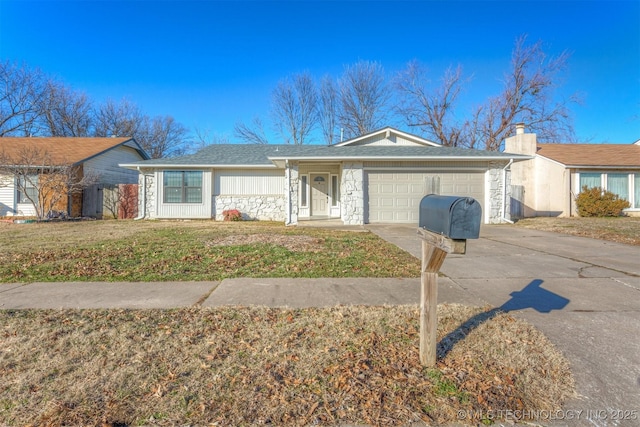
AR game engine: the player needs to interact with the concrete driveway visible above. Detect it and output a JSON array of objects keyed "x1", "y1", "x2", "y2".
[{"x1": 368, "y1": 224, "x2": 640, "y2": 427}]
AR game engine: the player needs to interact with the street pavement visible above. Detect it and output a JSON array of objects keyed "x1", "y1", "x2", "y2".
[{"x1": 1, "y1": 224, "x2": 639, "y2": 426}]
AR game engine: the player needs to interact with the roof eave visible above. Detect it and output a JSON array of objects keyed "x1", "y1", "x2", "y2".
[
  {"x1": 332, "y1": 126, "x2": 441, "y2": 147},
  {"x1": 268, "y1": 155, "x2": 531, "y2": 162},
  {"x1": 119, "y1": 163, "x2": 278, "y2": 169},
  {"x1": 565, "y1": 164, "x2": 640, "y2": 169}
]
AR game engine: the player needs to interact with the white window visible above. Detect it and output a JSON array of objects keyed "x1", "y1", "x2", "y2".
[
  {"x1": 579, "y1": 173, "x2": 602, "y2": 191},
  {"x1": 607, "y1": 174, "x2": 629, "y2": 201},
  {"x1": 300, "y1": 175, "x2": 308, "y2": 207},
  {"x1": 331, "y1": 175, "x2": 339, "y2": 207},
  {"x1": 578, "y1": 172, "x2": 639, "y2": 210},
  {"x1": 163, "y1": 171, "x2": 203, "y2": 203},
  {"x1": 17, "y1": 175, "x2": 38, "y2": 204}
]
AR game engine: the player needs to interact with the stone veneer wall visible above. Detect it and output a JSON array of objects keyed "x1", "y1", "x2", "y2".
[
  {"x1": 140, "y1": 169, "x2": 156, "y2": 219},
  {"x1": 486, "y1": 161, "x2": 511, "y2": 223},
  {"x1": 287, "y1": 162, "x2": 299, "y2": 225},
  {"x1": 341, "y1": 162, "x2": 364, "y2": 225},
  {"x1": 214, "y1": 195, "x2": 286, "y2": 221}
]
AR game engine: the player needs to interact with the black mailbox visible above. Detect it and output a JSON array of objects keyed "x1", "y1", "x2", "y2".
[{"x1": 419, "y1": 194, "x2": 481, "y2": 239}]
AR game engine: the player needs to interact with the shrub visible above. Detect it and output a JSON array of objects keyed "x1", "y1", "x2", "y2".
[
  {"x1": 222, "y1": 209, "x2": 242, "y2": 221},
  {"x1": 575, "y1": 186, "x2": 630, "y2": 217}
]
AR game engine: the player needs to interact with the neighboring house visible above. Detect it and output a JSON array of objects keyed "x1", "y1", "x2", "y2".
[
  {"x1": 505, "y1": 124, "x2": 640, "y2": 217},
  {"x1": 0, "y1": 137, "x2": 149, "y2": 217},
  {"x1": 121, "y1": 127, "x2": 528, "y2": 225}
]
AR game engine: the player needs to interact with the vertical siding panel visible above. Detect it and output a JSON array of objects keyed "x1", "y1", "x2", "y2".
[
  {"x1": 84, "y1": 146, "x2": 144, "y2": 185},
  {"x1": 156, "y1": 170, "x2": 212, "y2": 218},
  {"x1": 214, "y1": 169, "x2": 284, "y2": 195},
  {"x1": 0, "y1": 175, "x2": 15, "y2": 216}
]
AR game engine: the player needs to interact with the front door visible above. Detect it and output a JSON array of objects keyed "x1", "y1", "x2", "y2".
[{"x1": 310, "y1": 174, "x2": 329, "y2": 216}]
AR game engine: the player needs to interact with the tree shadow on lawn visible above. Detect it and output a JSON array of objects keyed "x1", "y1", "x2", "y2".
[{"x1": 437, "y1": 279, "x2": 570, "y2": 358}]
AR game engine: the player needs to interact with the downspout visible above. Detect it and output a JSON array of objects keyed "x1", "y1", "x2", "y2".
[
  {"x1": 501, "y1": 159, "x2": 514, "y2": 223},
  {"x1": 134, "y1": 167, "x2": 146, "y2": 220}
]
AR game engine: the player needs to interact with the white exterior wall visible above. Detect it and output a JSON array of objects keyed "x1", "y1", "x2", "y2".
[
  {"x1": 341, "y1": 162, "x2": 364, "y2": 225},
  {"x1": 214, "y1": 169, "x2": 286, "y2": 221},
  {"x1": 155, "y1": 170, "x2": 212, "y2": 219},
  {"x1": 534, "y1": 157, "x2": 570, "y2": 216},
  {"x1": 84, "y1": 146, "x2": 145, "y2": 185},
  {"x1": 505, "y1": 131, "x2": 571, "y2": 218},
  {"x1": 0, "y1": 175, "x2": 15, "y2": 216},
  {"x1": 0, "y1": 174, "x2": 38, "y2": 217}
]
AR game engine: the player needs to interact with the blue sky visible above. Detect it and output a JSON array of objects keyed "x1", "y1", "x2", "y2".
[{"x1": 1, "y1": 0, "x2": 639, "y2": 144}]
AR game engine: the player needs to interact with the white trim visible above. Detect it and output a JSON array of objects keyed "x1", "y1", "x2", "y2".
[
  {"x1": 120, "y1": 163, "x2": 278, "y2": 169},
  {"x1": 576, "y1": 171, "x2": 640, "y2": 209},
  {"x1": 363, "y1": 166, "x2": 488, "y2": 172},
  {"x1": 299, "y1": 174, "x2": 309, "y2": 209},
  {"x1": 269, "y1": 155, "x2": 528, "y2": 162},
  {"x1": 563, "y1": 165, "x2": 640, "y2": 170},
  {"x1": 536, "y1": 155, "x2": 569, "y2": 168},
  {"x1": 332, "y1": 127, "x2": 441, "y2": 147},
  {"x1": 309, "y1": 172, "x2": 330, "y2": 217},
  {"x1": 484, "y1": 170, "x2": 490, "y2": 224},
  {"x1": 330, "y1": 173, "x2": 340, "y2": 210}
]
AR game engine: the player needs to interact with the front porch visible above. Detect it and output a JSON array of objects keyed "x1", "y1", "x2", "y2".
[{"x1": 287, "y1": 161, "x2": 365, "y2": 226}]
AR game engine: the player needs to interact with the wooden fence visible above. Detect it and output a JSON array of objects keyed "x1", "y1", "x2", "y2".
[{"x1": 83, "y1": 184, "x2": 138, "y2": 219}]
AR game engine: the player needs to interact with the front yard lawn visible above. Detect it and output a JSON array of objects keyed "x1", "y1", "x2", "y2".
[
  {"x1": 0, "y1": 221, "x2": 420, "y2": 282},
  {"x1": 0, "y1": 305, "x2": 574, "y2": 426},
  {"x1": 514, "y1": 216, "x2": 640, "y2": 246}
]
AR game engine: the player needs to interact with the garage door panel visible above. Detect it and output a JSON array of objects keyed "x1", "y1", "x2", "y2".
[
  {"x1": 393, "y1": 184, "x2": 408, "y2": 193},
  {"x1": 367, "y1": 171, "x2": 484, "y2": 223},
  {"x1": 396, "y1": 198, "x2": 409, "y2": 208}
]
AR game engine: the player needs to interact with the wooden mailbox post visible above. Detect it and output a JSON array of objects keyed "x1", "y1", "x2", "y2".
[
  {"x1": 416, "y1": 228, "x2": 466, "y2": 366},
  {"x1": 416, "y1": 195, "x2": 481, "y2": 367}
]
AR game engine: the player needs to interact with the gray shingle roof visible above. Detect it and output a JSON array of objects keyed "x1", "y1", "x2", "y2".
[{"x1": 122, "y1": 144, "x2": 527, "y2": 168}]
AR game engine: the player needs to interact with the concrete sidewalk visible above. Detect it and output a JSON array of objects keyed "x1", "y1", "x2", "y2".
[{"x1": 1, "y1": 224, "x2": 639, "y2": 426}]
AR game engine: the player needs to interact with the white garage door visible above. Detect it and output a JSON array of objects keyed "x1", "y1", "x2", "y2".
[{"x1": 366, "y1": 171, "x2": 485, "y2": 223}]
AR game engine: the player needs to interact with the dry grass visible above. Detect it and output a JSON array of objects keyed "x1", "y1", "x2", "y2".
[
  {"x1": 0, "y1": 305, "x2": 575, "y2": 426},
  {"x1": 514, "y1": 216, "x2": 640, "y2": 245},
  {"x1": 0, "y1": 221, "x2": 420, "y2": 282}
]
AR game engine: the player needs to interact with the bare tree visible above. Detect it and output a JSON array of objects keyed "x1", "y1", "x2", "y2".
[
  {"x1": 94, "y1": 99, "x2": 189, "y2": 158},
  {"x1": 0, "y1": 145, "x2": 99, "y2": 219},
  {"x1": 395, "y1": 61, "x2": 468, "y2": 147},
  {"x1": 192, "y1": 127, "x2": 231, "y2": 152},
  {"x1": 318, "y1": 75, "x2": 339, "y2": 145},
  {"x1": 38, "y1": 81, "x2": 93, "y2": 137},
  {"x1": 271, "y1": 72, "x2": 317, "y2": 144},
  {"x1": 478, "y1": 35, "x2": 577, "y2": 150},
  {"x1": 396, "y1": 35, "x2": 577, "y2": 150},
  {"x1": 234, "y1": 116, "x2": 270, "y2": 144},
  {"x1": 0, "y1": 61, "x2": 48, "y2": 137},
  {"x1": 136, "y1": 115, "x2": 190, "y2": 159},
  {"x1": 338, "y1": 60, "x2": 390, "y2": 139},
  {"x1": 93, "y1": 98, "x2": 143, "y2": 138}
]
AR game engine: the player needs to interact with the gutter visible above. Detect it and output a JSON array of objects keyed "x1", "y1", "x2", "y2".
[
  {"x1": 501, "y1": 159, "x2": 514, "y2": 224},
  {"x1": 134, "y1": 166, "x2": 146, "y2": 220}
]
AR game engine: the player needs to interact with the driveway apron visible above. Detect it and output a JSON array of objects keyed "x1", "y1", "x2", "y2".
[{"x1": 367, "y1": 224, "x2": 640, "y2": 427}]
